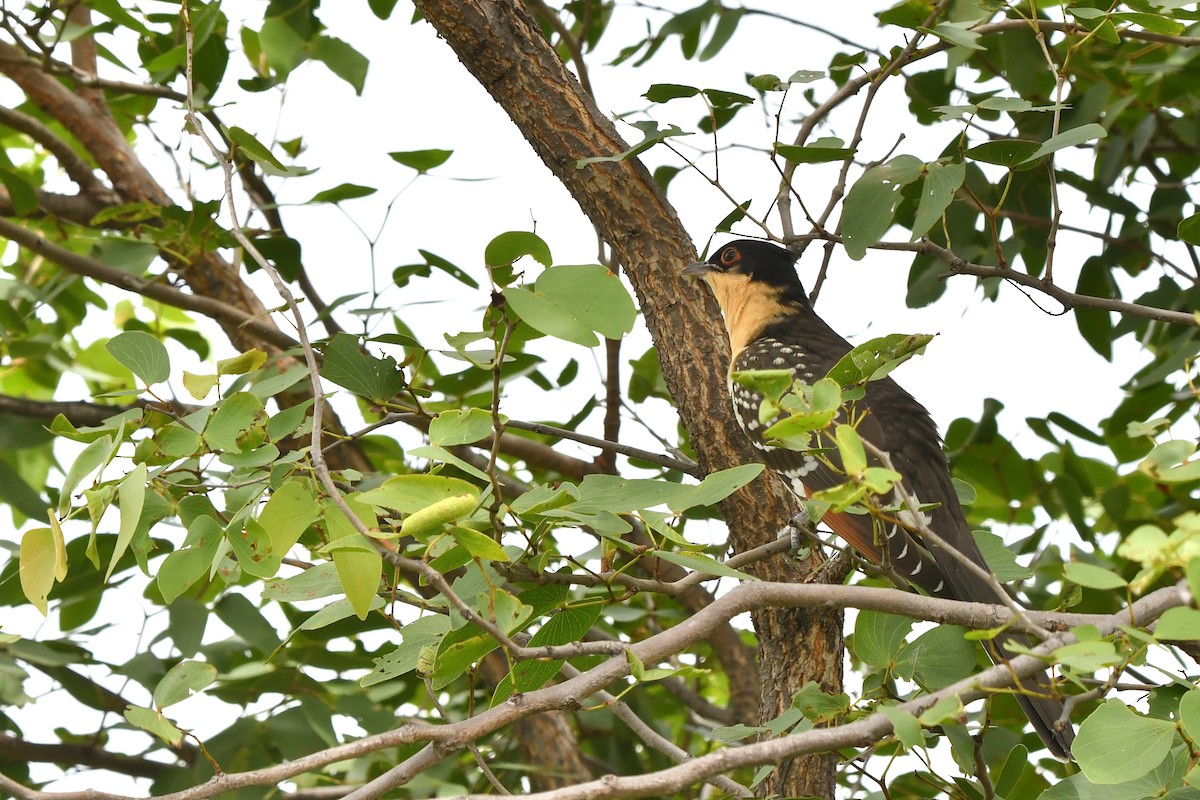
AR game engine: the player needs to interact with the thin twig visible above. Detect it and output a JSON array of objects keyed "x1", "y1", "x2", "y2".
[
  {"x1": 559, "y1": 663, "x2": 752, "y2": 798},
  {"x1": 424, "y1": 677, "x2": 512, "y2": 794},
  {"x1": 876, "y1": 238, "x2": 1200, "y2": 328},
  {"x1": 1028, "y1": 0, "x2": 1068, "y2": 284}
]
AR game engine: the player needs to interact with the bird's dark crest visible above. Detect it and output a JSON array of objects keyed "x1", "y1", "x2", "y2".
[{"x1": 708, "y1": 239, "x2": 809, "y2": 303}]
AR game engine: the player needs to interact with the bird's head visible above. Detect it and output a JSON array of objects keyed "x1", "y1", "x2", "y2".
[
  {"x1": 684, "y1": 239, "x2": 811, "y2": 357},
  {"x1": 684, "y1": 239, "x2": 802, "y2": 290}
]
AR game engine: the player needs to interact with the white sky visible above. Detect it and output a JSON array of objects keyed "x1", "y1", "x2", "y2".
[{"x1": 4, "y1": 0, "x2": 1183, "y2": 793}]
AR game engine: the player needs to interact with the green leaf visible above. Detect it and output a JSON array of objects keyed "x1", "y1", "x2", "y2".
[
  {"x1": 225, "y1": 125, "x2": 290, "y2": 174},
  {"x1": 853, "y1": 611, "x2": 912, "y2": 668},
  {"x1": 388, "y1": 149, "x2": 453, "y2": 173},
  {"x1": 19, "y1": 527, "x2": 56, "y2": 616},
  {"x1": 204, "y1": 392, "x2": 268, "y2": 453},
  {"x1": 670, "y1": 464, "x2": 764, "y2": 511},
  {"x1": 842, "y1": 155, "x2": 926, "y2": 259},
  {"x1": 1179, "y1": 212, "x2": 1200, "y2": 246},
  {"x1": 922, "y1": 20, "x2": 985, "y2": 50},
  {"x1": 878, "y1": 0, "x2": 936, "y2": 29},
  {"x1": 896, "y1": 625, "x2": 976, "y2": 689},
  {"x1": 825, "y1": 333, "x2": 933, "y2": 387},
  {"x1": 787, "y1": 69, "x2": 824, "y2": 84},
  {"x1": 1063, "y1": 562, "x2": 1127, "y2": 590},
  {"x1": 258, "y1": 17, "x2": 305, "y2": 75},
  {"x1": 259, "y1": 480, "x2": 319, "y2": 556},
  {"x1": 330, "y1": 539, "x2": 382, "y2": 620},
  {"x1": 216, "y1": 349, "x2": 268, "y2": 376},
  {"x1": 367, "y1": 0, "x2": 398, "y2": 18},
  {"x1": 1073, "y1": 699, "x2": 1178, "y2": 784},
  {"x1": 0, "y1": 167, "x2": 36, "y2": 216},
  {"x1": 1110, "y1": 11, "x2": 1185, "y2": 35},
  {"x1": 1053, "y1": 640, "x2": 1122, "y2": 671},
  {"x1": 214, "y1": 593, "x2": 282, "y2": 654},
  {"x1": 567, "y1": 474, "x2": 689, "y2": 514},
  {"x1": 575, "y1": 120, "x2": 689, "y2": 167},
  {"x1": 358, "y1": 474, "x2": 481, "y2": 514},
  {"x1": 450, "y1": 526, "x2": 509, "y2": 562},
  {"x1": 711, "y1": 723, "x2": 768, "y2": 743},
  {"x1": 994, "y1": 745, "x2": 1028, "y2": 797},
  {"x1": 484, "y1": 231, "x2": 553, "y2": 268},
  {"x1": 153, "y1": 660, "x2": 218, "y2": 708},
  {"x1": 229, "y1": 518, "x2": 278, "y2": 578},
  {"x1": 791, "y1": 681, "x2": 851, "y2": 723},
  {"x1": 702, "y1": 88, "x2": 753, "y2": 108},
  {"x1": 503, "y1": 264, "x2": 636, "y2": 346},
  {"x1": 1139, "y1": 440, "x2": 1198, "y2": 482},
  {"x1": 911, "y1": 161, "x2": 965, "y2": 239},
  {"x1": 310, "y1": 35, "x2": 368, "y2": 95},
  {"x1": 974, "y1": 530, "x2": 1033, "y2": 582},
  {"x1": 0, "y1": 460, "x2": 49, "y2": 521},
  {"x1": 1188, "y1": 558, "x2": 1200, "y2": 611},
  {"x1": 429, "y1": 408, "x2": 496, "y2": 447},
  {"x1": 105, "y1": 331, "x2": 169, "y2": 385},
  {"x1": 106, "y1": 463, "x2": 147, "y2": 582},
  {"x1": 1179, "y1": 690, "x2": 1200, "y2": 745},
  {"x1": 918, "y1": 694, "x2": 964, "y2": 726},
  {"x1": 59, "y1": 435, "x2": 115, "y2": 517},
  {"x1": 648, "y1": 549, "x2": 753, "y2": 580},
  {"x1": 775, "y1": 143, "x2": 855, "y2": 164},
  {"x1": 964, "y1": 139, "x2": 1042, "y2": 169},
  {"x1": 1116, "y1": 524, "x2": 1168, "y2": 564},
  {"x1": 1154, "y1": 607, "x2": 1200, "y2": 641},
  {"x1": 879, "y1": 704, "x2": 923, "y2": 749},
  {"x1": 263, "y1": 561, "x2": 343, "y2": 603},
  {"x1": 500, "y1": 603, "x2": 603, "y2": 699},
  {"x1": 643, "y1": 83, "x2": 699, "y2": 102},
  {"x1": 158, "y1": 516, "x2": 223, "y2": 603},
  {"x1": 835, "y1": 424, "x2": 867, "y2": 476},
  {"x1": 977, "y1": 96, "x2": 1033, "y2": 112},
  {"x1": 1018, "y1": 123, "x2": 1108, "y2": 165},
  {"x1": 124, "y1": 706, "x2": 183, "y2": 746},
  {"x1": 319, "y1": 332, "x2": 406, "y2": 403},
  {"x1": 305, "y1": 183, "x2": 377, "y2": 204},
  {"x1": 433, "y1": 591, "x2": 531, "y2": 689},
  {"x1": 363, "y1": 615, "x2": 452, "y2": 686}
]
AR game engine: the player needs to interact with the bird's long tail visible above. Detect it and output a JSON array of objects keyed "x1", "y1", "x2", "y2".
[{"x1": 987, "y1": 635, "x2": 1075, "y2": 759}]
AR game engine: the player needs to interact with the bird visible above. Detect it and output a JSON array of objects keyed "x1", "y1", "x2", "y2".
[{"x1": 685, "y1": 238, "x2": 1074, "y2": 759}]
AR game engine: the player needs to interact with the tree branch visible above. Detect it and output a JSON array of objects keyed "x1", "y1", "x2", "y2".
[
  {"x1": 0, "y1": 216, "x2": 301, "y2": 351},
  {"x1": 878, "y1": 238, "x2": 1200, "y2": 328},
  {"x1": 0, "y1": 104, "x2": 113, "y2": 197},
  {"x1": 0, "y1": 733, "x2": 171, "y2": 780},
  {"x1": 0, "y1": 579, "x2": 1178, "y2": 800}
]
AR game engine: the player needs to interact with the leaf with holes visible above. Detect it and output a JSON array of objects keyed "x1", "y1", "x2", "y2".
[{"x1": 841, "y1": 155, "x2": 924, "y2": 260}]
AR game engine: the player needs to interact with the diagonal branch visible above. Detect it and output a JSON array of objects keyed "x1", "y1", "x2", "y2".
[
  {"x1": 0, "y1": 104, "x2": 113, "y2": 197},
  {"x1": 878, "y1": 238, "x2": 1200, "y2": 328},
  {"x1": 0, "y1": 216, "x2": 300, "y2": 351}
]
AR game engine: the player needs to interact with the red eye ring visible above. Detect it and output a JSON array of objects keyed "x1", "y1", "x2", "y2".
[{"x1": 719, "y1": 246, "x2": 739, "y2": 267}]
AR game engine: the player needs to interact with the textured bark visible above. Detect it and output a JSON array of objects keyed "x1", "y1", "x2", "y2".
[{"x1": 410, "y1": 2, "x2": 843, "y2": 796}]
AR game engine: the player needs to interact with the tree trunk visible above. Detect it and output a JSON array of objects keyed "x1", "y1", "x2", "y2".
[{"x1": 411, "y1": 2, "x2": 843, "y2": 796}]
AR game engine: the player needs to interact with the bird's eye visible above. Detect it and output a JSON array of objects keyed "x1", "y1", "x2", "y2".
[{"x1": 719, "y1": 246, "x2": 740, "y2": 268}]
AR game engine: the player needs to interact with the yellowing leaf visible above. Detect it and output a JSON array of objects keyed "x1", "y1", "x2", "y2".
[
  {"x1": 47, "y1": 509, "x2": 68, "y2": 581},
  {"x1": 19, "y1": 527, "x2": 56, "y2": 615}
]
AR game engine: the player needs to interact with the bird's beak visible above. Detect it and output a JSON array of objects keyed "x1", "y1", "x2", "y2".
[{"x1": 683, "y1": 261, "x2": 712, "y2": 278}]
